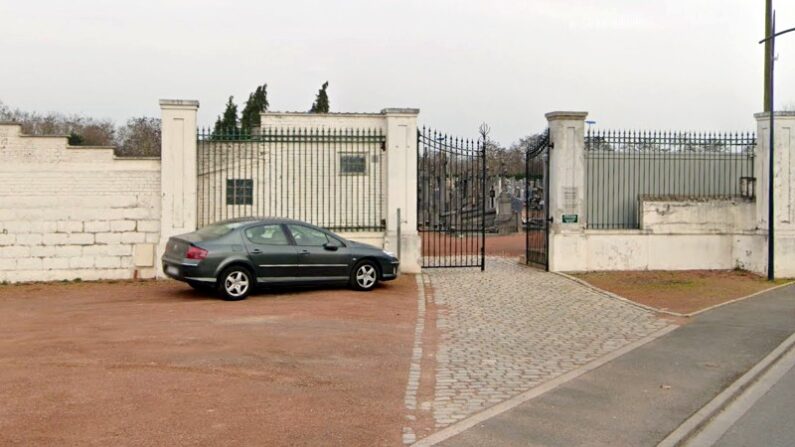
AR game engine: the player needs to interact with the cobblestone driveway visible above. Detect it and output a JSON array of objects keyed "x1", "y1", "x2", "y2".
[{"x1": 420, "y1": 258, "x2": 670, "y2": 432}]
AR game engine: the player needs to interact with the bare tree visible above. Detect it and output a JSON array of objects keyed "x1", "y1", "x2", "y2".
[
  {"x1": 116, "y1": 117, "x2": 161, "y2": 157},
  {"x1": 0, "y1": 100, "x2": 115, "y2": 146},
  {"x1": 0, "y1": 100, "x2": 161, "y2": 156}
]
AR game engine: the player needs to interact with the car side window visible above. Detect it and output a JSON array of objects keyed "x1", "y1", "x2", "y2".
[
  {"x1": 326, "y1": 234, "x2": 344, "y2": 247},
  {"x1": 287, "y1": 224, "x2": 330, "y2": 247},
  {"x1": 244, "y1": 224, "x2": 290, "y2": 246}
]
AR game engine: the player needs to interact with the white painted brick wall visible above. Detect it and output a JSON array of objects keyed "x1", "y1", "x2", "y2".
[{"x1": 0, "y1": 123, "x2": 161, "y2": 283}]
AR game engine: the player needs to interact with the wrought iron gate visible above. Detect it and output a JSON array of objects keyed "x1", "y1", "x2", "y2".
[
  {"x1": 417, "y1": 126, "x2": 486, "y2": 270},
  {"x1": 525, "y1": 130, "x2": 551, "y2": 269}
]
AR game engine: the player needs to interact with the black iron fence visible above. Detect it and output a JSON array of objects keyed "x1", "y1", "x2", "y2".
[
  {"x1": 197, "y1": 127, "x2": 385, "y2": 231},
  {"x1": 585, "y1": 130, "x2": 756, "y2": 229}
]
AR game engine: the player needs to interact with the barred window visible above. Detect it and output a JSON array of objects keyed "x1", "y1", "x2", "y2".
[
  {"x1": 226, "y1": 179, "x2": 253, "y2": 205},
  {"x1": 340, "y1": 154, "x2": 367, "y2": 175}
]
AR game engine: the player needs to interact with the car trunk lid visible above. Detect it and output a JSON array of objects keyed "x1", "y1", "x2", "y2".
[{"x1": 166, "y1": 237, "x2": 191, "y2": 258}]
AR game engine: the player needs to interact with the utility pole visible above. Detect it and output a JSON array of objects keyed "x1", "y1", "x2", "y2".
[
  {"x1": 759, "y1": 10, "x2": 795, "y2": 280},
  {"x1": 764, "y1": 0, "x2": 773, "y2": 111}
]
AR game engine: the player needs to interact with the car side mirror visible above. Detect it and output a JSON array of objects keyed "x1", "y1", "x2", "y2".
[{"x1": 323, "y1": 242, "x2": 339, "y2": 251}]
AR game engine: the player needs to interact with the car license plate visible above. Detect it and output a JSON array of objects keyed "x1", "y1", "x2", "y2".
[{"x1": 166, "y1": 265, "x2": 179, "y2": 276}]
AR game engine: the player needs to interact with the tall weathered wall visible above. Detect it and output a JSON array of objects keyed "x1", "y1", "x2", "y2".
[{"x1": 0, "y1": 124, "x2": 160, "y2": 282}]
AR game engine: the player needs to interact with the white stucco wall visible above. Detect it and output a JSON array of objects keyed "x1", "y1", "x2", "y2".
[
  {"x1": 551, "y1": 231, "x2": 754, "y2": 272},
  {"x1": 260, "y1": 112, "x2": 388, "y2": 131},
  {"x1": 0, "y1": 124, "x2": 161, "y2": 282},
  {"x1": 545, "y1": 112, "x2": 772, "y2": 275},
  {"x1": 550, "y1": 196, "x2": 764, "y2": 273}
]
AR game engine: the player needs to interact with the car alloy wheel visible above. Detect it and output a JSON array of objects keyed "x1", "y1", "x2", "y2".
[
  {"x1": 352, "y1": 262, "x2": 378, "y2": 291},
  {"x1": 218, "y1": 267, "x2": 252, "y2": 301}
]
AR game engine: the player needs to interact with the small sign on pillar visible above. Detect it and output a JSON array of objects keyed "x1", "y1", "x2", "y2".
[{"x1": 562, "y1": 214, "x2": 579, "y2": 224}]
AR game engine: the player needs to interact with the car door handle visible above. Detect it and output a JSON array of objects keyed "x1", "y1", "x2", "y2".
[
  {"x1": 299, "y1": 250, "x2": 310, "y2": 255},
  {"x1": 251, "y1": 248, "x2": 263, "y2": 254}
]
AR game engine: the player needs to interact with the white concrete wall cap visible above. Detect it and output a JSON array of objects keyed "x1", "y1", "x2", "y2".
[
  {"x1": 67, "y1": 146, "x2": 116, "y2": 150},
  {"x1": 159, "y1": 99, "x2": 199, "y2": 109},
  {"x1": 112, "y1": 156, "x2": 161, "y2": 161},
  {"x1": 381, "y1": 108, "x2": 420, "y2": 115},
  {"x1": 545, "y1": 111, "x2": 589, "y2": 121},
  {"x1": 640, "y1": 195, "x2": 751, "y2": 203}
]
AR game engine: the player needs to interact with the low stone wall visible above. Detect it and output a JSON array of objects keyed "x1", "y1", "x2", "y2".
[
  {"x1": 640, "y1": 197, "x2": 756, "y2": 234},
  {"x1": 0, "y1": 124, "x2": 160, "y2": 282},
  {"x1": 550, "y1": 231, "x2": 755, "y2": 272},
  {"x1": 549, "y1": 197, "x2": 763, "y2": 273}
]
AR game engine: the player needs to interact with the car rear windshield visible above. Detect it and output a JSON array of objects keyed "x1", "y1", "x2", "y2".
[{"x1": 195, "y1": 221, "x2": 247, "y2": 238}]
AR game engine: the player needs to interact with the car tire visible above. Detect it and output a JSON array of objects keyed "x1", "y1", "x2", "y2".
[
  {"x1": 217, "y1": 266, "x2": 254, "y2": 301},
  {"x1": 350, "y1": 260, "x2": 379, "y2": 292}
]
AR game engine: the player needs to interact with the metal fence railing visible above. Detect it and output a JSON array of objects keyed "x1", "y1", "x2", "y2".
[
  {"x1": 585, "y1": 130, "x2": 756, "y2": 229},
  {"x1": 197, "y1": 127, "x2": 386, "y2": 231}
]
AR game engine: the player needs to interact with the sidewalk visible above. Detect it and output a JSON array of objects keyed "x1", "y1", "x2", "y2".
[{"x1": 437, "y1": 283, "x2": 795, "y2": 447}]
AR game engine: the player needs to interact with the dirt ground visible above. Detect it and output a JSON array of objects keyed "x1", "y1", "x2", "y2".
[
  {"x1": 0, "y1": 277, "x2": 418, "y2": 446},
  {"x1": 572, "y1": 270, "x2": 789, "y2": 314},
  {"x1": 421, "y1": 232, "x2": 526, "y2": 258}
]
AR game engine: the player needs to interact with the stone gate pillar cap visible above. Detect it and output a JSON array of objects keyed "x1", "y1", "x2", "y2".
[
  {"x1": 754, "y1": 111, "x2": 795, "y2": 119},
  {"x1": 545, "y1": 111, "x2": 588, "y2": 121},
  {"x1": 159, "y1": 99, "x2": 200, "y2": 109}
]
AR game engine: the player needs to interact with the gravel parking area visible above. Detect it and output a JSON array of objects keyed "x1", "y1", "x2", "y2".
[{"x1": 0, "y1": 277, "x2": 417, "y2": 446}]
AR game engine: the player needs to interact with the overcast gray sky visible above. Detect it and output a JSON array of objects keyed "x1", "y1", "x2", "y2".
[{"x1": 1, "y1": 0, "x2": 793, "y2": 145}]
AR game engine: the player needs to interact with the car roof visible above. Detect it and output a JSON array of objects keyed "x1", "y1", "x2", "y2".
[{"x1": 214, "y1": 217, "x2": 323, "y2": 227}]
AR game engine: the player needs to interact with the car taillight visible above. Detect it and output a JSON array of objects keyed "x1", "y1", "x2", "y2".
[{"x1": 186, "y1": 246, "x2": 208, "y2": 260}]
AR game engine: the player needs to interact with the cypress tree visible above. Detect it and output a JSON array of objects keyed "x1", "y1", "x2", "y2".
[
  {"x1": 216, "y1": 96, "x2": 237, "y2": 133},
  {"x1": 309, "y1": 82, "x2": 330, "y2": 113},
  {"x1": 241, "y1": 84, "x2": 269, "y2": 135},
  {"x1": 67, "y1": 131, "x2": 83, "y2": 145}
]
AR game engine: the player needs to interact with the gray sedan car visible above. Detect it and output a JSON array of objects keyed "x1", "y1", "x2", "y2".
[{"x1": 162, "y1": 218, "x2": 400, "y2": 300}]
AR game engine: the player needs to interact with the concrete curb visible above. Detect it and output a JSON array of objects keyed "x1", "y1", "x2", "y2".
[
  {"x1": 554, "y1": 272, "x2": 794, "y2": 318},
  {"x1": 411, "y1": 324, "x2": 678, "y2": 447},
  {"x1": 683, "y1": 339, "x2": 795, "y2": 446},
  {"x1": 656, "y1": 331, "x2": 795, "y2": 447},
  {"x1": 402, "y1": 275, "x2": 429, "y2": 445}
]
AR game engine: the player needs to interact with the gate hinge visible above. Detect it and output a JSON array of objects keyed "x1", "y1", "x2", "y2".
[{"x1": 380, "y1": 141, "x2": 386, "y2": 151}]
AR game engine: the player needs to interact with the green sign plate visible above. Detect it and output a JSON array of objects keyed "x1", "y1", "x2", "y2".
[{"x1": 562, "y1": 214, "x2": 578, "y2": 223}]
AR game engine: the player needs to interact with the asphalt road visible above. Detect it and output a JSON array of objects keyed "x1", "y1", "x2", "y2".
[{"x1": 437, "y1": 284, "x2": 795, "y2": 447}]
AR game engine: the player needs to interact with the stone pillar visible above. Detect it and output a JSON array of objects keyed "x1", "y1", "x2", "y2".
[
  {"x1": 755, "y1": 112, "x2": 795, "y2": 278},
  {"x1": 157, "y1": 99, "x2": 199, "y2": 277},
  {"x1": 382, "y1": 108, "x2": 421, "y2": 273},
  {"x1": 545, "y1": 111, "x2": 588, "y2": 272}
]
